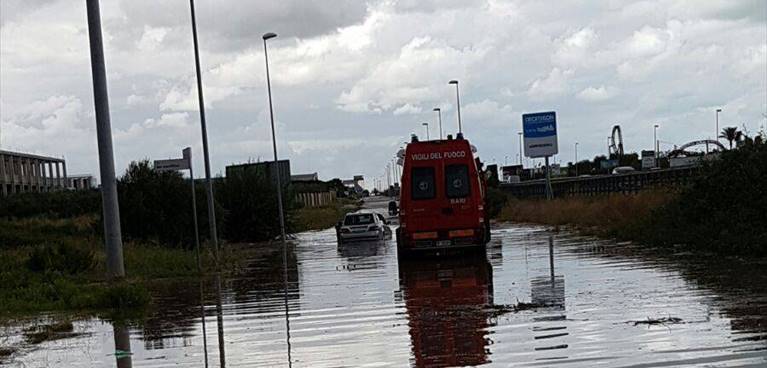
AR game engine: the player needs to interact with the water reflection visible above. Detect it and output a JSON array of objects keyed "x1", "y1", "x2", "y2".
[
  {"x1": 113, "y1": 323, "x2": 132, "y2": 368},
  {"x1": 398, "y1": 254, "x2": 493, "y2": 367},
  {"x1": 337, "y1": 240, "x2": 385, "y2": 259}
]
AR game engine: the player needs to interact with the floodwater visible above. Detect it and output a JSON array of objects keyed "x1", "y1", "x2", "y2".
[{"x1": 3, "y1": 199, "x2": 767, "y2": 367}]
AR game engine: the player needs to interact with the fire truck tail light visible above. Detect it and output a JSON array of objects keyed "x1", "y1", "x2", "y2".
[
  {"x1": 449, "y1": 229, "x2": 474, "y2": 238},
  {"x1": 412, "y1": 232, "x2": 438, "y2": 240}
]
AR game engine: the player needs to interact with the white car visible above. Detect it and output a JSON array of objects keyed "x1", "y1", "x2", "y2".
[{"x1": 337, "y1": 212, "x2": 389, "y2": 243}]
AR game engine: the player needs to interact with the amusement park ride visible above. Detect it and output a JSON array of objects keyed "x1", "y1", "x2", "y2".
[{"x1": 608, "y1": 124, "x2": 725, "y2": 158}]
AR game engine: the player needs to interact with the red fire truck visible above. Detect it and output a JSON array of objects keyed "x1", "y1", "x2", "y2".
[{"x1": 396, "y1": 133, "x2": 490, "y2": 256}]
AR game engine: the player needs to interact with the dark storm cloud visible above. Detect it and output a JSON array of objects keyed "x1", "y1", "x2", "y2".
[{"x1": 116, "y1": 0, "x2": 369, "y2": 52}]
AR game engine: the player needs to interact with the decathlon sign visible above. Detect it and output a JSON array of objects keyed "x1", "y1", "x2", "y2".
[{"x1": 522, "y1": 111, "x2": 558, "y2": 158}]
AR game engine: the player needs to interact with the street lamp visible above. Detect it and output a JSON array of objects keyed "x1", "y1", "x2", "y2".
[
  {"x1": 262, "y1": 32, "x2": 292, "y2": 358},
  {"x1": 517, "y1": 132, "x2": 523, "y2": 165},
  {"x1": 422, "y1": 122, "x2": 429, "y2": 140},
  {"x1": 448, "y1": 80, "x2": 462, "y2": 134},
  {"x1": 261, "y1": 32, "x2": 285, "y2": 242},
  {"x1": 504, "y1": 155, "x2": 509, "y2": 166},
  {"x1": 716, "y1": 108, "x2": 722, "y2": 142},
  {"x1": 653, "y1": 124, "x2": 660, "y2": 166},
  {"x1": 433, "y1": 107, "x2": 443, "y2": 139}
]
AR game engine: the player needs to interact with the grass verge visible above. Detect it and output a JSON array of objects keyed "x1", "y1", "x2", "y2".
[
  {"x1": 0, "y1": 216, "x2": 255, "y2": 317},
  {"x1": 498, "y1": 190, "x2": 674, "y2": 235},
  {"x1": 293, "y1": 199, "x2": 361, "y2": 232}
]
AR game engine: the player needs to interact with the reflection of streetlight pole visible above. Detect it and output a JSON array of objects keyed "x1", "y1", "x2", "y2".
[
  {"x1": 448, "y1": 80, "x2": 462, "y2": 134},
  {"x1": 716, "y1": 108, "x2": 722, "y2": 142},
  {"x1": 517, "y1": 132, "x2": 523, "y2": 165},
  {"x1": 575, "y1": 142, "x2": 579, "y2": 176},
  {"x1": 422, "y1": 122, "x2": 429, "y2": 140},
  {"x1": 654, "y1": 124, "x2": 660, "y2": 166},
  {"x1": 433, "y1": 107, "x2": 443, "y2": 139},
  {"x1": 263, "y1": 32, "x2": 291, "y2": 368}
]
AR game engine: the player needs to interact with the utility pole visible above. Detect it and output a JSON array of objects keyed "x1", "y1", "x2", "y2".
[{"x1": 86, "y1": 0, "x2": 124, "y2": 279}]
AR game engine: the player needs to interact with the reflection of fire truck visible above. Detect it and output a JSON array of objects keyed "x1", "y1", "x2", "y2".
[
  {"x1": 398, "y1": 255, "x2": 493, "y2": 367},
  {"x1": 397, "y1": 133, "x2": 490, "y2": 256}
]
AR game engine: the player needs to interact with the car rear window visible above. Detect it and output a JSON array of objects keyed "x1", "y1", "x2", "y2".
[
  {"x1": 411, "y1": 167, "x2": 436, "y2": 200},
  {"x1": 344, "y1": 214, "x2": 375, "y2": 225},
  {"x1": 445, "y1": 164, "x2": 470, "y2": 198}
]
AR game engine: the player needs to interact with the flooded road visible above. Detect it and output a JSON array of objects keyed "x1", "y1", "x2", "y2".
[{"x1": 4, "y1": 198, "x2": 767, "y2": 367}]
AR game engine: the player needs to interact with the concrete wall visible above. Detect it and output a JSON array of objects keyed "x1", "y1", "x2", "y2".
[{"x1": 0, "y1": 150, "x2": 67, "y2": 197}]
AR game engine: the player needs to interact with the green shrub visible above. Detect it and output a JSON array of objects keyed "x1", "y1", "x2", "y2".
[
  {"x1": 638, "y1": 142, "x2": 767, "y2": 255},
  {"x1": 216, "y1": 166, "x2": 296, "y2": 241},
  {"x1": 485, "y1": 187, "x2": 507, "y2": 219},
  {"x1": 0, "y1": 190, "x2": 101, "y2": 219},
  {"x1": 26, "y1": 241, "x2": 96, "y2": 275},
  {"x1": 95, "y1": 282, "x2": 151, "y2": 310}
]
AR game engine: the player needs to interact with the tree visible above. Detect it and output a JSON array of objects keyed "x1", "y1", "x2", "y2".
[{"x1": 719, "y1": 127, "x2": 740, "y2": 149}]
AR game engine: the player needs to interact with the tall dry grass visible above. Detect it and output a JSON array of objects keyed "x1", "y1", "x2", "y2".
[{"x1": 497, "y1": 191, "x2": 675, "y2": 233}]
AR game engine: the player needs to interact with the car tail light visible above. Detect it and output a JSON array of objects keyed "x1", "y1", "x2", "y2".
[
  {"x1": 412, "y1": 231, "x2": 438, "y2": 240},
  {"x1": 448, "y1": 229, "x2": 474, "y2": 238}
]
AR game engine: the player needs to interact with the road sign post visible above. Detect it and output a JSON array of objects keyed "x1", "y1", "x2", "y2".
[
  {"x1": 155, "y1": 148, "x2": 201, "y2": 271},
  {"x1": 522, "y1": 111, "x2": 558, "y2": 200}
]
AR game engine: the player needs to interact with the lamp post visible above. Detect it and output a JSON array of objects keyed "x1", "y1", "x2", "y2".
[
  {"x1": 653, "y1": 124, "x2": 660, "y2": 167},
  {"x1": 188, "y1": 0, "x2": 220, "y2": 261},
  {"x1": 448, "y1": 80, "x2": 462, "y2": 134},
  {"x1": 262, "y1": 31, "x2": 292, "y2": 368},
  {"x1": 504, "y1": 155, "x2": 509, "y2": 166},
  {"x1": 86, "y1": 0, "x2": 125, "y2": 279},
  {"x1": 716, "y1": 108, "x2": 722, "y2": 142},
  {"x1": 517, "y1": 132, "x2": 523, "y2": 165},
  {"x1": 433, "y1": 107, "x2": 443, "y2": 139},
  {"x1": 422, "y1": 122, "x2": 429, "y2": 140}
]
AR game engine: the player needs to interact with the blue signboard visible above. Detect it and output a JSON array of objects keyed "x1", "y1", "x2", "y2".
[{"x1": 522, "y1": 111, "x2": 558, "y2": 158}]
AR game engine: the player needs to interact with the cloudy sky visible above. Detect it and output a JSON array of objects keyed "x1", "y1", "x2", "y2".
[{"x1": 1, "y1": 0, "x2": 765, "y2": 186}]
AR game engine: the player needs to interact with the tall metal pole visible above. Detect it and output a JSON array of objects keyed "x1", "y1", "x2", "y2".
[
  {"x1": 185, "y1": 147, "x2": 202, "y2": 272},
  {"x1": 574, "y1": 142, "x2": 579, "y2": 177},
  {"x1": 263, "y1": 32, "x2": 292, "y2": 368},
  {"x1": 188, "y1": 0, "x2": 219, "y2": 257},
  {"x1": 449, "y1": 80, "x2": 462, "y2": 134},
  {"x1": 422, "y1": 122, "x2": 429, "y2": 140},
  {"x1": 86, "y1": 0, "x2": 124, "y2": 279},
  {"x1": 654, "y1": 124, "x2": 659, "y2": 166},
  {"x1": 544, "y1": 156, "x2": 553, "y2": 200},
  {"x1": 433, "y1": 108, "x2": 443, "y2": 140},
  {"x1": 716, "y1": 108, "x2": 722, "y2": 142},
  {"x1": 517, "y1": 132, "x2": 523, "y2": 165}
]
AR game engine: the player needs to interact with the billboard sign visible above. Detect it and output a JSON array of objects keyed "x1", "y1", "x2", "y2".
[{"x1": 522, "y1": 111, "x2": 558, "y2": 158}]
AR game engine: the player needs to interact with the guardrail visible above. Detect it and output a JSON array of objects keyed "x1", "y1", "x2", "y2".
[{"x1": 499, "y1": 166, "x2": 700, "y2": 198}]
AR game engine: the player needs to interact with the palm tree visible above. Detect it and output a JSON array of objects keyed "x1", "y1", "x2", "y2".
[{"x1": 719, "y1": 127, "x2": 740, "y2": 149}]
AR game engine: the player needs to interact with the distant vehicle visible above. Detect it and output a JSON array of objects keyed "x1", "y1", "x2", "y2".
[
  {"x1": 397, "y1": 133, "x2": 490, "y2": 257},
  {"x1": 337, "y1": 212, "x2": 388, "y2": 243},
  {"x1": 612, "y1": 166, "x2": 636, "y2": 174},
  {"x1": 388, "y1": 200, "x2": 399, "y2": 216}
]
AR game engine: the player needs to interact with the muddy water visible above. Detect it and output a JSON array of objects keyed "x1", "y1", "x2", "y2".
[{"x1": 4, "y1": 216, "x2": 767, "y2": 366}]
